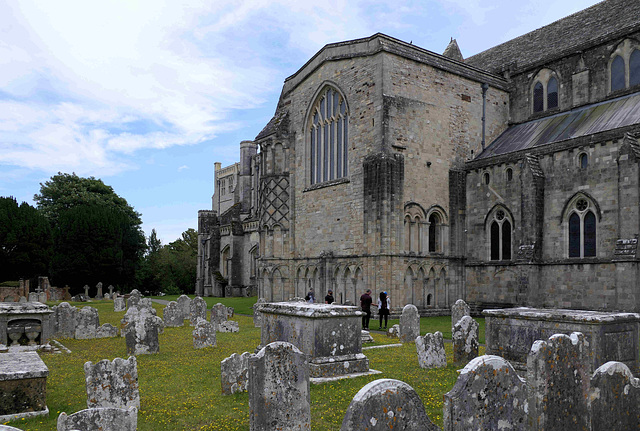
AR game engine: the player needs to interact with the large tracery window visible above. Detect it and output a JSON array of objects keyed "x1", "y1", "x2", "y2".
[
  {"x1": 310, "y1": 87, "x2": 348, "y2": 185},
  {"x1": 567, "y1": 197, "x2": 596, "y2": 258},
  {"x1": 489, "y1": 208, "x2": 512, "y2": 261}
]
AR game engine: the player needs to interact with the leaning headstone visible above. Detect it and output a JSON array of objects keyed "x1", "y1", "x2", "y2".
[
  {"x1": 453, "y1": 315, "x2": 479, "y2": 364},
  {"x1": 84, "y1": 356, "x2": 140, "y2": 409},
  {"x1": 415, "y1": 331, "x2": 446, "y2": 369},
  {"x1": 162, "y1": 301, "x2": 184, "y2": 327},
  {"x1": 590, "y1": 361, "x2": 640, "y2": 430},
  {"x1": 114, "y1": 296, "x2": 126, "y2": 312},
  {"x1": 221, "y1": 352, "x2": 251, "y2": 395},
  {"x1": 28, "y1": 292, "x2": 38, "y2": 302},
  {"x1": 253, "y1": 298, "x2": 266, "y2": 327},
  {"x1": 75, "y1": 306, "x2": 100, "y2": 339},
  {"x1": 96, "y1": 282, "x2": 103, "y2": 300},
  {"x1": 399, "y1": 304, "x2": 420, "y2": 343},
  {"x1": 340, "y1": 379, "x2": 438, "y2": 431},
  {"x1": 52, "y1": 302, "x2": 78, "y2": 339},
  {"x1": 95, "y1": 323, "x2": 118, "y2": 338},
  {"x1": 37, "y1": 292, "x2": 47, "y2": 303},
  {"x1": 218, "y1": 320, "x2": 239, "y2": 333},
  {"x1": 57, "y1": 406, "x2": 137, "y2": 431},
  {"x1": 387, "y1": 324, "x2": 400, "y2": 338},
  {"x1": 127, "y1": 289, "x2": 142, "y2": 309},
  {"x1": 526, "y1": 332, "x2": 590, "y2": 431},
  {"x1": 451, "y1": 299, "x2": 470, "y2": 330},
  {"x1": 84, "y1": 285, "x2": 90, "y2": 298},
  {"x1": 189, "y1": 296, "x2": 207, "y2": 326},
  {"x1": 193, "y1": 318, "x2": 216, "y2": 349},
  {"x1": 123, "y1": 307, "x2": 160, "y2": 355},
  {"x1": 211, "y1": 303, "x2": 230, "y2": 326},
  {"x1": 444, "y1": 355, "x2": 527, "y2": 431},
  {"x1": 249, "y1": 342, "x2": 310, "y2": 430},
  {"x1": 177, "y1": 294, "x2": 191, "y2": 320}
]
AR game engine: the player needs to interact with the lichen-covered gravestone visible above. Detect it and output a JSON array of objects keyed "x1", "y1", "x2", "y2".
[
  {"x1": 75, "y1": 306, "x2": 100, "y2": 339},
  {"x1": 526, "y1": 332, "x2": 590, "y2": 431},
  {"x1": 57, "y1": 406, "x2": 137, "y2": 431},
  {"x1": 415, "y1": 331, "x2": 446, "y2": 369},
  {"x1": 590, "y1": 361, "x2": 640, "y2": 430},
  {"x1": 85, "y1": 356, "x2": 140, "y2": 409},
  {"x1": 221, "y1": 352, "x2": 251, "y2": 395},
  {"x1": 444, "y1": 355, "x2": 527, "y2": 431},
  {"x1": 399, "y1": 304, "x2": 420, "y2": 343},
  {"x1": 123, "y1": 307, "x2": 160, "y2": 355},
  {"x1": 340, "y1": 379, "x2": 438, "y2": 431},
  {"x1": 249, "y1": 342, "x2": 310, "y2": 430},
  {"x1": 177, "y1": 294, "x2": 191, "y2": 321},
  {"x1": 95, "y1": 324, "x2": 118, "y2": 338},
  {"x1": 52, "y1": 302, "x2": 78, "y2": 339},
  {"x1": 127, "y1": 289, "x2": 142, "y2": 309},
  {"x1": 114, "y1": 296, "x2": 126, "y2": 312},
  {"x1": 162, "y1": 301, "x2": 184, "y2": 327},
  {"x1": 218, "y1": 320, "x2": 239, "y2": 333},
  {"x1": 193, "y1": 318, "x2": 216, "y2": 349},
  {"x1": 387, "y1": 324, "x2": 400, "y2": 338},
  {"x1": 189, "y1": 296, "x2": 207, "y2": 326},
  {"x1": 96, "y1": 282, "x2": 103, "y2": 300},
  {"x1": 211, "y1": 303, "x2": 230, "y2": 326},
  {"x1": 453, "y1": 315, "x2": 479, "y2": 364},
  {"x1": 451, "y1": 299, "x2": 470, "y2": 329},
  {"x1": 253, "y1": 298, "x2": 266, "y2": 327}
]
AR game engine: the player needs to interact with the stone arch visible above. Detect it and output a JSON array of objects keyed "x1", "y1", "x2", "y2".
[
  {"x1": 354, "y1": 267, "x2": 364, "y2": 304},
  {"x1": 427, "y1": 268, "x2": 436, "y2": 308},
  {"x1": 404, "y1": 267, "x2": 415, "y2": 305},
  {"x1": 416, "y1": 267, "x2": 426, "y2": 308}
]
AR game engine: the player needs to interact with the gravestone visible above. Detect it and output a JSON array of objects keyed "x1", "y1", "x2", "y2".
[
  {"x1": 28, "y1": 292, "x2": 38, "y2": 302},
  {"x1": 114, "y1": 296, "x2": 126, "y2": 312},
  {"x1": 451, "y1": 299, "x2": 470, "y2": 330},
  {"x1": 211, "y1": 303, "x2": 230, "y2": 326},
  {"x1": 218, "y1": 320, "x2": 239, "y2": 333},
  {"x1": 127, "y1": 289, "x2": 142, "y2": 309},
  {"x1": 84, "y1": 285, "x2": 90, "y2": 298},
  {"x1": 108, "y1": 285, "x2": 114, "y2": 296},
  {"x1": 221, "y1": 352, "x2": 251, "y2": 395},
  {"x1": 177, "y1": 295, "x2": 191, "y2": 320},
  {"x1": 85, "y1": 356, "x2": 140, "y2": 409},
  {"x1": 193, "y1": 318, "x2": 216, "y2": 349},
  {"x1": 590, "y1": 361, "x2": 640, "y2": 430},
  {"x1": 399, "y1": 304, "x2": 420, "y2": 343},
  {"x1": 103, "y1": 293, "x2": 111, "y2": 300},
  {"x1": 340, "y1": 379, "x2": 438, "y2": 431},
  {"x1": 162, "y1": 301, "x2": 184, "y2": 327},
  {"x1": 189, "y1": 296, "x2": 207, "y2": 326},
  {"x1": 95, "y1": 323, "x2": 118, "y2": 338},
  {"x1": 18, "y1": 296, "x2": 27, "y2": 303},
  {"x1": 52, "y1": 302, "x2": 78, "y2": 339},
  {"x1": 37, "y1": 292, "x2": 47, "y2": 303},
  {"x1": 96, "y1": 282, "x2": 103, "y2": 300},
  {"x1": 0, "y1": 352, "x2": 49, "y2": 422},
  {"x1": 361, "y1": 330, "x2": 374, "y2": 344},
  {"x1": 415, "y1": 331, "x2": 446, "y2": 369},
  {"x1": 253, "y1": 298, "x2": 266, "y2": 327},
  {"x1": 387, "y1": 324, "x2": 400, "y2": 338},
  {"x1": 57, "y1": 406, "x2": 137, "y2": 431},
  {"x1": 139, "y1": 298, "x2": 154, "y2": 310},
  {"x1": 453, "y1": 315, "x2": 479, "y2": 364},
  {"x1": 526, "y1": 332, "x2": 590, "y2": 431},
  {"x1": 444, "y1": 355, "x2": 527, "y2": 431},
  {"x1": 249, "y1": 342, "x2": 310, "y2": 431},
  {"x1": 75, "y1": 306, "x2": 100, "y2": 339},
  {"x1": 123, "y1": 307, "x2": 160, "y2": 355}
]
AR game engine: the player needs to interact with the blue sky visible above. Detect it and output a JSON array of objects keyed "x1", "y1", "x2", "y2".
[{"x1": 0, "y1": 0, "x2": 601, "y2": 244}]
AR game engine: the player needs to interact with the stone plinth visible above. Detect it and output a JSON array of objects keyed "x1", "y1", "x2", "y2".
[
  {"x1": 0, "y1": 352, "x2": 49, "y2": 422},
  {"x1": 0, "y1": 302, "x2": 54, "y2": 347},
  {"x1": 484, "y1": 307, "x2": 640, "y2": 374},
  {"x1": 259, "y1": 302, "x2": 369, "y2": 378}
]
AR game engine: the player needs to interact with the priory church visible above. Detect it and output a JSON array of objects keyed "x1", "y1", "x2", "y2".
[{"x1": 197, "y1": 0, "x2": 640, "y2": 313}]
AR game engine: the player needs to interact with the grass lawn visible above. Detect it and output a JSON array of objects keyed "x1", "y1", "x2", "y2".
[
  {"x1": 9, "y1": 300, "x2": 485, "y2": 430},
  {"x1": 150, "y1": 295, "x2": 257, "y2": 316}
]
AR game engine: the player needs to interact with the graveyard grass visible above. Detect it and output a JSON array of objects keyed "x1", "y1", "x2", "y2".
[{"x1": 11, "y1": 299, "x2": 485, "y2": 431}]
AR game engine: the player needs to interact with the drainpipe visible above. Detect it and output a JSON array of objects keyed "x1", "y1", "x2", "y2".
[{"x1": 481, "y1": 83, "x2": 489, "y2": 151}]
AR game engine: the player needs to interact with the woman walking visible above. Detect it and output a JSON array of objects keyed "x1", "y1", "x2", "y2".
[{"x1": 378, "y1": 291, "x2": 390, "y2": 329}]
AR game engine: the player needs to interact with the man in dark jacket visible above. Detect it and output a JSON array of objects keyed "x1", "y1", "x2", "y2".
[
  {"x1": 360, "y1": 289, "x2": 372, "y2": 330},
  {"x1": 325, "y1": 289, "x2": 334, "y2": 304}
]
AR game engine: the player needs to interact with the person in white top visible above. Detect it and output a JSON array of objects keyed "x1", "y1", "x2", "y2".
[{"x1": 377, "y1": 291, "x2": 390, "y2": 329}]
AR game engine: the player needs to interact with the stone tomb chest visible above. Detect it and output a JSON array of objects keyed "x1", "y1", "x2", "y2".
[
  {"x1": 258, "y1": 302, "x2": 369, "y2": 378},
  {"x1": 0, "y1": 302, "x2": 53, "y2": 347},
  {"x1": 484, "y1": 307, "x2": 640, "y2": 374},
  {"x1": 0, "y1": 352, "x2": 49, "y2": 422}
]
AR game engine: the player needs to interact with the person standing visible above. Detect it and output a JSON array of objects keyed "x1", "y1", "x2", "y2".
[
  {"x1": 360, "y1": 289, "x2": 373, "y2": 330},
  {"x1": 306, "y1": 288, "x2": 315, "y2": 303},
  {"x1": 378, "y1": 291, "x2": 390, "y2": 329},
  {"x1": 325, "y1": 289, "x2": 334, "y2": 304}
]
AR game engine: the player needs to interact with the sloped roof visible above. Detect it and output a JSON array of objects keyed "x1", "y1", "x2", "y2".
[
  {"x1": 466, "y1": 0, "x2": 640, "y2": 74},
  {"x1": 476, "y1": 91, "x2": 640, "y2": 159}
]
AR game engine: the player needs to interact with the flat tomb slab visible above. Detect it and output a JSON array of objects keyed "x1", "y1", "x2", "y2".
[
  {"x1": 0, "y1": 352, "x2": 49, "y2": 421},
  {"x1": 483, "y1": 307, "x2": 640, "y2": 374},
  {"x1": 258, "y1": 302, "x2": 369, "y2": 378}
]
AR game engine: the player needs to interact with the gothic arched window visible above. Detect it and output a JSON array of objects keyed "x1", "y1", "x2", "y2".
[
  {"x1": 611, "y1": 55, "x2": 626, "y2": 92},
  {"x1": 547, "y1": 77, "x2": 558, "y2": 109},
  {"x1": 567, "y1": 197, "x2": 597, "y2": 258},
  {"x1": 428, "y1": 213, "x2": 440, "y2": 253},
  {"x1": 309, "y1": 87, "x2": 348, "y2": 185},
  {"x1": 533, "y1": 82, "x2": 544, "y2": 113},
  {"x1": 489, "y1": 208, "x2": 512, "y2": 261}
]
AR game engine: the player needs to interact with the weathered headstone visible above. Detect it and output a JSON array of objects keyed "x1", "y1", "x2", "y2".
[
  {"x1": 193, "y1": 318, "x2": 216, "y2": 349},
  {"x1": 52, "y1": 302, "x2": 78, "y2": 339},
  {"x1": 253, "y1": 298, "x2": 266, "y2": 327},
  {"x1": 177, "y1": 295, "x2": 191, "y2": 320},
  {"x1": 387, "y1": 324, "x2": 400, "y2": 338},
  {"x1": 96, "y1": 282, "x2": 103, "y2": 300},
  {"x1": 415, "y1": 331, "x2": 446, "y2": 369},
  {"x1": 590, "y1": 361, "x2": 640, "y2": 430},
  {"x1": 218, "y1": 320, "x2": 239, "y2": 333},
  {"x1": 75, "y1": 306, "x2": 100, "y2": 339},
  {"x1": 451, "y1": 299, "x2": 470, "y2": 330},
  {"x1": 399, "y1": 304, "x2": 420, "y2": 343},
  {"x1": 189, "y1": 296, "x2": 207, "y2": 326},
  {"x1": 139, "y1": 297, "x2": 154, "y2": 310},
  {"x1": 18, "y1": 296, "x2": 27, "y2": 303},
  {"x1": 84, "y1": 356, "x2": 140, "y2": 409},
  {"x1": 340, "y1": 379, "x2": 438, "y2": 431},
  {"x1": 249, "y1": 342, "x2": 310, "y2": 430},
  {"x1": 211, "y1": 302, "x2": 230, "y2": 326},
  {"x1": 162, "y1": 301, "x2": 184, "y2": 327},
  {"x1": 84, "y1": 285, "x2": 90, "y2": 298},
  {"x1": 527, "y1": 332, "x2": 590, "y2": 431},
  {"x1": 108, "y1": 285, "x2": 114, "y2": 296},
  {"x1": 37, "y1": 292, "x2": 47, "y2": 303},
  {"x1": 103, "y1": 293, "x2": 111, "y2": 300},
  {"x1": 453, "y1": 315, "x2": 479, "y2": 364},
  {"x1": 96, "y1": 323, "x2": 118, "y2": 338},
  {"x1": 114, "y1": 296, "x2": 126, "y2": 312},
  {"x1": 57, "y1": 406, "x2": 137, "y2": 431},
  {"x1": 28, "y1": 292, "x2": 38, "y2": 302},
  {"x1": 123, "y1": 307, "x2": 160, "y2": 355},
  {"x1": 444, "y1": 355, "x2": 527, "y2": 431},
  {"x1": 221, "y1": 352, "x2": 251, "y2": 395},
  {"x1": 361, "y1": 330, "x2": 374, "y2": 344},
  {"x1": 127, "y1": 289, "x2": 142, "y2": 309}
]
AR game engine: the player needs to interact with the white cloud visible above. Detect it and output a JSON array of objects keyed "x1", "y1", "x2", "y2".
[{"x1": 178, "y1": 165, "x2": 189, "y2": 171}]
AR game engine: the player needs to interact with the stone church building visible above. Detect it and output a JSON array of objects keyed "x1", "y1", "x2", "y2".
[{"x1": 197, "y1": 0, "x2": 640, "y2": 313}]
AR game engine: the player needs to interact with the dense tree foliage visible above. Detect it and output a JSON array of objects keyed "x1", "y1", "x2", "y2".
[{"x1": 0, "y1": 197, "x2": 52, "y2": 281}]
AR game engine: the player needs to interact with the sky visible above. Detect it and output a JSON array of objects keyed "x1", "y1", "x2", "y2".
[{"x1": 0, "y1": 0, "x2": 603, "y2": 244}]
